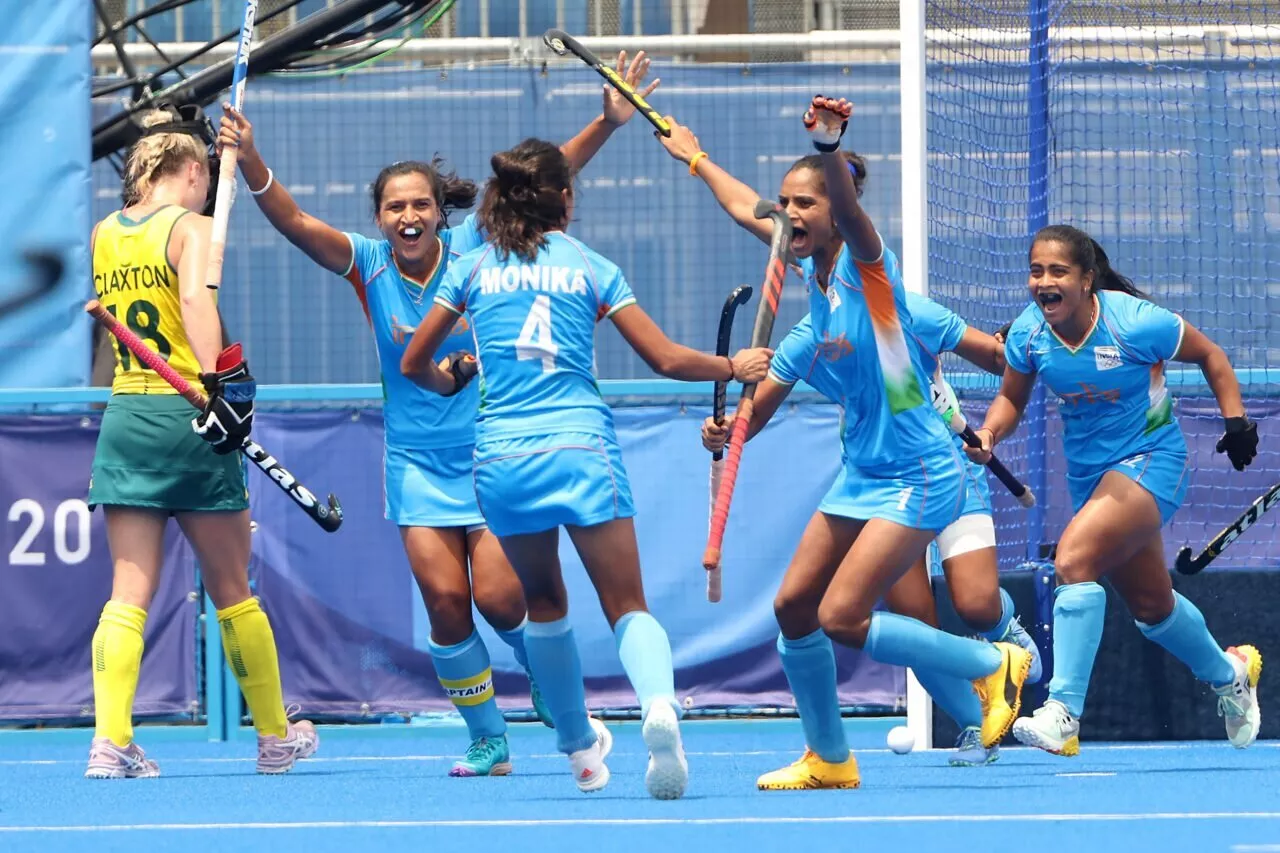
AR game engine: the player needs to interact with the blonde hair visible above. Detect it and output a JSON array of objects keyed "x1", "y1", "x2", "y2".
[{"x1": 123, "y1": 109, "x2": 208, "y2": 204}]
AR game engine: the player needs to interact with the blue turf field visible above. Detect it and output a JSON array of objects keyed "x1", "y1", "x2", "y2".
[{"x1": 1, "y1": 721, "x2": 1277, "y2": 853}]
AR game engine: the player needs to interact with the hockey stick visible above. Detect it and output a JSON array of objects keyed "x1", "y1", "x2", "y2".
[
  {"x1": 706, "y1": 284, "x2": 753, "y2": 603},
  {"x1": 206, "y1": 0, "x2": 259, "y2": 291},
  {"x1": 930, "y1": 372, "x2": 1036, "y2": 508},
  {"x1": 1175, "y1": 481, "x2": 1280, "y2": 575},
  {"x1": 542, "y1": 28, "x2": 671, "y2": 136},
  {"x1": 703, "y1": 200, "x2": 792, "y2": 572},
  {"x1": 85, "y1": 299, "x2": 344, "y2": 532}
]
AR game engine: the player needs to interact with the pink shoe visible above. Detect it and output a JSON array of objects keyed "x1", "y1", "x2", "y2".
[
  {"x1": 257, "y1": 719, "x2": 319, "y2": 775},
  {"x1": 85, "y1": 737, "x2": 160, "y2": 779}
]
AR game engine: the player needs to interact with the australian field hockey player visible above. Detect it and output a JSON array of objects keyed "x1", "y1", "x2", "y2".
[
  {"x1": 87, "y1": 105, "x2": 316, "y2": 778},
  {"x1": 971, "y1": 225, "x2": 1262, "y2": 756},
  {"x1": 660, "y1": 96, "x2": 1033, "y2": 787},
  {"x1": 401, "y1": 138, "x2": 772, "y2": 798},
  {"x1": 216, "y1": 52, "x2": 658, "y2": 776}
]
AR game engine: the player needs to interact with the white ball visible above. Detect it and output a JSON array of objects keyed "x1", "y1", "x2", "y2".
[
  {"x1": 682, "y1": 696, "x2": 694, "y2": 709},
  {"x1": 887, "y1": 725, "x2": 915, "y2": 754}
]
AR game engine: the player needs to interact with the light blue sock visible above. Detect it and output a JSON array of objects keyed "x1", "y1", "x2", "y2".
[
  {"x1": 614, "y1": 610, "x2": 679, "y2": 720},
  {"x1": 977, "y1": 588, "x2": 1017, "y2": 643},
  {"x1": 493, "y1": 616, "x2": 530, "y2": 670},
  {"x1": 1047, "y1": 582, "x2": 1107, "y2": 717},
  {"x1": 523, "y1": 617, "x2": 596, "y2": 754},
  {"x1": 912, "y1": 667, "x2": 983, "y2": 730},
  {"x1": 777, "y1": 630, "x2": 849, "y2": 763},
  {"x1": 865, "y1": 611, "x2": 1002, "y2": 680},
  {"x1": 429, "y1": 631, "x2": 507, "y2": 740},
  {"x1": 1136, "y1": 591, "x2": 1235, "y2": 687}
]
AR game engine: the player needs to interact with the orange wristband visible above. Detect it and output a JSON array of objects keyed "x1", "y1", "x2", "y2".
[{"x1": 689, "y1": 151, "x2": 709, "y2": 176}]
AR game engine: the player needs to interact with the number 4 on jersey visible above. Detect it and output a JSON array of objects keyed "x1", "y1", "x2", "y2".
[{"x1": 516, "y1": 294, "x2": 559, "y2": 372}]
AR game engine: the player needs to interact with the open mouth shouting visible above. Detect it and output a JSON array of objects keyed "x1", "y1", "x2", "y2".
[
  {"x1": 790, "y1": 225, "x2": 810, "y2": 255},
  {"x1": 1037, "y1": 290, "x2": 1064, "y2": 314},
  {"x1": 398, "y1": 225, "x2": 424, "y2": 249}
]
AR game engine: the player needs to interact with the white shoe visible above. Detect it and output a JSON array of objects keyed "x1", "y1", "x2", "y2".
[
  {"x1": 1011, "y1": 699, "x2": 1080, "y2": 757},
  {"x1": 1215, "y1": 645, "x2": 1262, "y2": 749},
  {"x1": 568, "y1": 730, "x2": 610, "y2": 793},
  {"x1": 589, "y1": 716, "x2": 613, "y2": 761},
  {"x1": 641, "y1": 700, "x2": 688, "y2": 800},
  {"x1": 85, "y1": 738, "x2": 161, "y2": 779}
]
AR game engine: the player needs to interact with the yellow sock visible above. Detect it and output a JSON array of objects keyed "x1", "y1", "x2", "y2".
[
  {"x1": 217, "y1": 597, "x2": 288, "y2": 739},
  {"x1": 92, "y1": 601, "x2": 147, "y2": 747}
]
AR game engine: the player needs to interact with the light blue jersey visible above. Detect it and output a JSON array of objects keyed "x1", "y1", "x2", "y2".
[
  {"x1": 344, "y1": 213, "x2": 485, "y2": 451},
  {"x1": 906, "y1": 291, "x2": 972, "y2": 456},
  {"x1": 767, "y1": 313, "x2": 846, "y2": 405},
  {"x1": 436, "y1": 232, "x2": 639, "y2": 537},
  {"x1": 906, "y1": 291, "x2": 968, "y2": 378},
  {"x1": 796, "y1": 242, "x2": 968, "y2": 531},
  {"x1": 798, "y1": 243, "x2": 958, "y2": 469},
  {"x1": 775, "y1": 296, "x2": 991, "y2": 525},
  {"x1": 1004, "y1": 290, "x2": 1188, "y2": 473},
  {"x1": 434, "y1": 232, "x2": 637, "y2": 442}
]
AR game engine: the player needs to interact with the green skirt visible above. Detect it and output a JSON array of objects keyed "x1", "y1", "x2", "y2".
[{"x1": 88, "y1": 394, "x2": 249, "y2": 512}]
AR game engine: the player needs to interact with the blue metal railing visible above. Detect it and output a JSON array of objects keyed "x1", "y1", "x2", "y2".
[{"x1": 2, "y1": 368, "x2": 1277, "y2": 408}]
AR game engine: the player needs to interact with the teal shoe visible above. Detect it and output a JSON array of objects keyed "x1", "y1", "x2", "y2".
[
  {"x1": 949, "y1": 726, "x2": 999, "y2": 767},
  {"x1": 529, "y1": 671, "x2": 555, "y2": 729},
  {"x1": 449, "y1": 735, "x2": 513, "y2": 777}
]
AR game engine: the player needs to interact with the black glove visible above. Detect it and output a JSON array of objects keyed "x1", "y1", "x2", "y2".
[
  {"x1": 1216, "y1": 415, "x2": 1258, "y2": 472},
  {"x1": 192, "y1": 344, "x2": 256, "y2": 454},
  {"x1": 440, "y1": 351, "x2": 478, "y2": 398}
]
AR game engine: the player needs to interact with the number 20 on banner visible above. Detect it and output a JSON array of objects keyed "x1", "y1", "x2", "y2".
[{"x1": 7, "y1": 499, "x2": 92, "y2": 566}]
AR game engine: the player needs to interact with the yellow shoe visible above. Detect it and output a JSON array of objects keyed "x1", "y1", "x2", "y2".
[
  {"x1": 756, "y1": 749, "x2": 860, "y2": 790},
  {"x1": 973, "y1": 642, "x2": 1032, "y2": 748}
]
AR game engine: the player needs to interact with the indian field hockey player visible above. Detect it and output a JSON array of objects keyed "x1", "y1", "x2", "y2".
[
  {"x1": 701, "y1": 299, "x2": 1043, "y2": 771},
  {"x1": 400, "y1": 138, "x2": 773, "y2": 799},
  {"x1": 87, "y1": 105, "x2": 316, "y2": 778},
  {"x1": 661, "y1": 102, "x2": 1041, "y2": 782},
  {"x1": 670, "y1": 96, "x2": 1035, "y2": 788},
  {"x1": 215, "y1": 51, "x2": 659, "y2": 776},
  {"x1": 970, "y1": 225, "x2": 1262, "y2": 756}
]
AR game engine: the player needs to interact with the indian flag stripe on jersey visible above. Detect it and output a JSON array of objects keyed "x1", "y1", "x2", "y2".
[
  {"x1": 859, "y1": 260, "x2": 925, "y2": 414},
  {"x1": 1145, "y1": 362, "x2": 1173, "y2": 433}
]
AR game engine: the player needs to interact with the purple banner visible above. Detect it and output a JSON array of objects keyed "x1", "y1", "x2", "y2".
[
  {"x1": 0, "y1": 415, "x2": 197, "y2": 720},
  {"x1": 247, "y1": 404, "x2": 901, "y2": 717},
  {"x1": 6, "y1": 397, "x2": 1273, "y2": 724}
]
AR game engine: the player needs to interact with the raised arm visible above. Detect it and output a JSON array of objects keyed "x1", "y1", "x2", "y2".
[
  {"x1": 560, "y1": 51, "x2": 660, "y2": 174},
  {"x1": 610, "y1": 304, "x2": 772, "y2": 382},
  {"x1": 655, "y1": 118, "x2": 773, "y2": 244},
  {"x1": 802, "y1": 96, "x2": 880, "y2": 261},
  {"x1": 217, "y1": 105, "x2": 354, "y2": 275},
  {"x1": 1172, "y1": 320, "x2": 1257, "y2": 470}
]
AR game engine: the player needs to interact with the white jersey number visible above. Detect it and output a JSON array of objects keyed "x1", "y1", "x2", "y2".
[{"x1": 516, "y1": 294, "x2": 560, "y2": 373}]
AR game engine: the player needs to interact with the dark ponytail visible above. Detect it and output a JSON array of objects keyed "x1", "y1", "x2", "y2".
[
  {"x1": 785, "y1": 150, "x2": 868, "y2": 198},
  {"x1": 1032, "y1": 224, "x2": 1148, "y2": 300},
  {"x1": 370, "y1": 157, "x2": 478, "y2": 230},
  {"x1": 478, "y1": 138, "x2": 573, "y2": 263}
]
